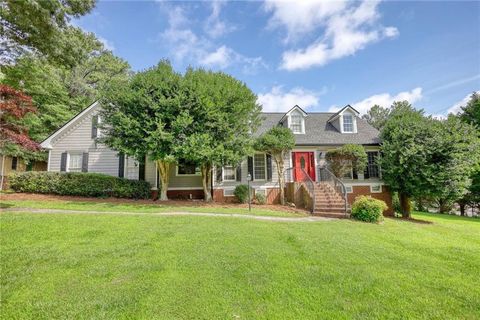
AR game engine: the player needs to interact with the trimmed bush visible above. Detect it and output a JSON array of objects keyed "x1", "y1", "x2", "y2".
[
  {"x1": 255, "y1": 192, "x2": 266, "y2": 205},
  {"x1": 351, "y1": 196, "x2": 387, "y2": 223},
  {"x1": 9, "y1": 172, "x2": 151, "y2": 199},
  {"x1": 234, "y1": 184, "x2": 249, "y2": 203}
]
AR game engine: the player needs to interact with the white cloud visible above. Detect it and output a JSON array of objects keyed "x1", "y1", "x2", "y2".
[
  {"x1": 257, "y1": 86, "x2": 323, "y2": 112},
  {"x1": 98, "y1": 36, "x2": 115, "y2": 51},
  {"x1": 204, "y1": 1, "x2": 236, "y2": 38},
  {"x1": 265, "y1": 0, "x2": 399, "y2": 70},
  {"x1": 446, "y1": 91, "x2": 479, "y2": 115},
  {"x1": 329, "y1": 87, "x2": 423, "y2": 114},
  {"x1": 159, "y1": 4, "x2": 265, "y2": 73}
]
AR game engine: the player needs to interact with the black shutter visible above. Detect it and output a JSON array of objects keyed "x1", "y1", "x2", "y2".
[
  {"x1": 91, "y1": 115, "x2": 98, "y2": 139},
  {"x1": 60, "y1": 152, "x2": 67, "y2": 172},
  {"x1": 139, "y1": 156, "x2": 146, "y2": 181},
  {"x1": 82, "y1": 152, "x2": 89, "y2": 172},
  {"x1": 216, "y1": 166, "x2": 223, "y2": 183},
  {"x1": 248, "y1": 156, "x2": 254, "y2": 181},
  {"x1": 11, "y1": 157, "x2": 18, "y2": 170},
  {"x1": 266, "y1": 154, "x2": 272, "y2": 181},
  {"x1": 118, "y1": 153, "x2": 125, "y2": 178},
  {"x1": 236, "y1": 163, "x2": 242, "y2": 182}
]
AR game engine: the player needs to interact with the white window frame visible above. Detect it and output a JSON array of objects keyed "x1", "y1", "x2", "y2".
[
  {"x1": 370, "y1": 184, "x2": 382, "y2": 193},
  {"x1": 67, "y1": 152, "x2": 83, "y2": 172},
  {"x1": 253, "y1": 153, "x2": 267, "y2": 181},
  {"x1": 222, "y1": 165, "x2": 236, "y2": 181},
  {"x1": 223, "y1": 188, "x2": 235, "y2": 197},
  {"x1": 342, "y1": 114, "x2": 354, "y2": 133},
  {"x1": 176, "y1": 159, "x2": 201, "y2": 176},
  {"x1": 288, "y1": 110, "x2": 305, "y2": 134},
  {"x1": 124, "y1": 157, "x2": 139, "y2": 180}
]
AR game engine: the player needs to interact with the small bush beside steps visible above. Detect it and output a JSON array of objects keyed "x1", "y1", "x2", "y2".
[{"x1": 351, "y1": 196, "x2": 388, "y2": 223}]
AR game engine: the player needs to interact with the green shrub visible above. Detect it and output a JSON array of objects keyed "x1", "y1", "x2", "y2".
[
  {"x1": 351, "y1": 196, "x2": 387, "y2": 223},
  {"x1": 234, "y1": 184, "x2": 250, "y2": 203},
  {"x1": 255, "y1": 192, "x2": 266, "y2": 205},
  {"x1": 9, "y1": 172, "x2": 151, "y2": 199}
]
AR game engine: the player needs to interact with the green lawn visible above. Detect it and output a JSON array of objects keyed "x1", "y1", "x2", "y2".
[
  {"x1": 1, "y1": 208, "x2": 479, "y2": 319},
  {"x1": 0, "y1": 199, "x2": 306, "y2": 217}
]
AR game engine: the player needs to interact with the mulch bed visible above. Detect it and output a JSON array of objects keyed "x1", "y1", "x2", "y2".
[{"x1": 0, "y1": 192, "x2": 308, "y2": 214}]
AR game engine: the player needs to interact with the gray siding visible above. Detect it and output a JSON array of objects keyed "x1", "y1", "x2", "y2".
[
  {"x1": 145, "y1": 158, "x2": 157, "y2": 188},
  {"x1": 48, "y1": 106, "x2": 122, "y2": 177},
  {"x1": 168, "y1": 165, "x2": 203, "y2": 189}
]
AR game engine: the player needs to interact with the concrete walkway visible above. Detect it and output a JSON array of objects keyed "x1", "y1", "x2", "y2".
[{"x1": 1, "y1": 207, "x2": 335, "y2": 222}]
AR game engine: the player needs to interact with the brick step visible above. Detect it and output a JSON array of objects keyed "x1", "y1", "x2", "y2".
[
  {"x1": 313, "y1": 212, "x2": 350, "y2": 218},
  {"x1": 314, "y1": 201, "x2": 345, "y2": 206},
  {"x1": 315, "y1": 206, "x2": 345, "y2": 211},
  {"x1": 315, "y1": 197, "x2": 344, "y2": 202}
]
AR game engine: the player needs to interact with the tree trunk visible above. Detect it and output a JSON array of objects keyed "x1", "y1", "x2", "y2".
[
  {"x1": 399, "y1": 193, "x2": 411, "y2": 219},
  {"x1": 438, "y1": 198, "x2": 451, "y2": 214},
  {"x1": 459, "y1": 201, "x2": 466, "y2": 216},
  {"x1": 156, "y1": 160, "x2": 171, "y2": 201},
  {"x1": 201, "y1": 163, "x2": 212, "y2": 202},
  {"x1": 274, "y1": 155, "x2": 285, "y2": 205}
]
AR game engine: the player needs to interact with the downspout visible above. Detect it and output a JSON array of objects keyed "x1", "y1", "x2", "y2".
[{"x1": 0, "y1": 154, "x2": 5, "y2": 191}]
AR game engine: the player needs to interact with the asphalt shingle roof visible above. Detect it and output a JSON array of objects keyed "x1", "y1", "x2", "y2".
[{"x1": 256, "y1": 112, "x2": 381, "y2": 145}]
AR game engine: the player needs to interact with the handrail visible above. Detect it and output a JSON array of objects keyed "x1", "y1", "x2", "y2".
[
  {"x1": 317, "y1": 165, "x2": 348, "y2": 216},
  {"x1": 284, "y1": 166, "x2": 315, "y2": 214}
]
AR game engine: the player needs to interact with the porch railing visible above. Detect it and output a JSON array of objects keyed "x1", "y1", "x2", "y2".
[
  {"x1": 317, "y1": 165, "x2": 348, "y2": 215},
  {"x1": 284, "y1": 167, "x2": 315, "y2": 213}
]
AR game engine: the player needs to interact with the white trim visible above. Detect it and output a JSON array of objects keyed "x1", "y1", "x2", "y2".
[
  {"x1": 47, "y1": 150, "x2": 51, "y2": 171},
  {"x1": 222, "y1": 165, "x2": 236, "y2": 181},
  {"x1": 167, "y1": 187, "x2": 204, "y2": 191},
  {"x1": 343, "y1": 181, "x2": 384, "y2": 186},
  {"x1": 253, "y1": 153, "x2": 267, "y2": 181},
  {"x1": 328, "y1": 105, "x2": 359, "y2": 122},
  {"x1": 66, "y1": 152, "x2": 83, "y2": 172},
  {"x1": 175, "y1": 159, "x2": 201, "y2": 176},
  {"x1": 223, "y1": 189, "x2": 235, "y2": 197},
  {"x1": 40, "y1": 101, "x2": 100, "y2": 149},
  {"x1": 288, "y1": 110, "x2": 306, "y2": 134},
  {"x1": 370, "y1": 184, "x2": 383, "y2": 193}
]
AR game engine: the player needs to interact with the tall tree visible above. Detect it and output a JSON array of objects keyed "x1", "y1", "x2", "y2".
[
  {"x1": 361, "y1": 104, "x2": 391, "y2": 130},
  {"x1": 459, "y1": 92, "x2": 480, "y2": 128},
  {"x1": 2, "y1": 40, "x2": 129, "y2": 142},
  {"x1": 380, "y1": 102, "x2": 480, "y2": 218},
  {"x1": 100, "y1": 61, "x2": 182, "y2": 201},
  {"x1": 176, "y1": 68, "x2": 261, "y2": 201},
  {"x1": 255, "y1": 126, "x2": 295, "y2": 205},
  {"x1": 1, "y1": 1, "x2": 96, "y2": 65}
]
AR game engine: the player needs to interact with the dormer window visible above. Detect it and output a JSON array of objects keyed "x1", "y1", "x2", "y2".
[
  {"x1": 343, "y1": 114, "x2": 353, "y2": 133},
  {"x1": 290, "y1": 114, "x2": 303, "y2": 134}
]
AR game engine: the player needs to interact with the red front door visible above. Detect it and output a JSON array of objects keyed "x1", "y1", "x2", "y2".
[{"x1": 293, "y1": 152, "x2": 316, "y2": 182}]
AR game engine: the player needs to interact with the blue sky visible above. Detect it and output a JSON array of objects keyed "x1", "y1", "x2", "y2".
[{"x1": 75, "y1": 0, "x2": 480, "y2": 116}]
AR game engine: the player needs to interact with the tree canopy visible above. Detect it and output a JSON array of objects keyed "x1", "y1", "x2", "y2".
[
  {"x1": 100, "y1": 61, "x2": 182, "y2": 200},
  {"x1": 458, "y1": 92, "x2": 480, "y2": 128},
  {"x1": 175, "y1": 68, "x2": 261, "y2": 201},
  {"x1": 325, "y1": 144, "x2": 368, "y2": 179},
  {"x1": 1, "y1": 0, "x2": 96, "y2": 65},
  {"x1": 255, "y1": 126, "x2": 295, "y2": 205},
  {"x1": 379, "y1": 102, "x2": 480, "y2": 217},
  {"x1": 361, "y1": 104, "x2": 391, "y2": 130},
  {"x1": 0, "y1": 85, "x2": 40, "y2": 159}
]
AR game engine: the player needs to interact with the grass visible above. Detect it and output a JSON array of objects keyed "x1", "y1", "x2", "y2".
[
  {"x1": 1, "y1": 207, "x2": 479, "y2": 319},
  {"x1": 0, "y1": 199, "x2": 306, "y2": 218}
]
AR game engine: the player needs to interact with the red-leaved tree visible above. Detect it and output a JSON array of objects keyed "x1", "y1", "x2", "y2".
[{"x1": 0, "y1": 85, "x2": 40, "y2": 152}]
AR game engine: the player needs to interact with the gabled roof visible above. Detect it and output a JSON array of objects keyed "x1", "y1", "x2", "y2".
[
  {"x1": 279, "y1": 105, "x2": 308, "y2": 122},
  {"x1": 256, "y1": 112, "x2": 380, "y2": 145},
  {"x1": 328, "y1": 105, "x2": 360, "y2": 122},
  {"x1": 40, "y1": 101, "x2": 99, "y2": 149}
]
